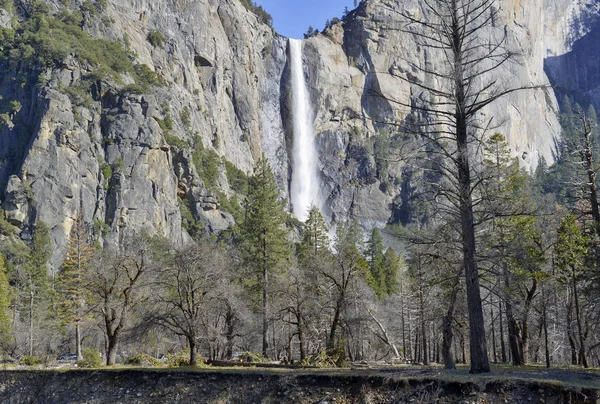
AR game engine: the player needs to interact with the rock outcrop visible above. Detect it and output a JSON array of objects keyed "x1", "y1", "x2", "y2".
[{"x1": 0, "y1": 0, "x2": 596, "y2": 268}]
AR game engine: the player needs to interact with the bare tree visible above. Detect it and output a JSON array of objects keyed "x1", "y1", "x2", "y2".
[
  {"x1": 88, "y1": 234, "x2": 152, "y2": 365},
  {"x1": 378, "y1": 0, "x2": 543, "y2": 372},
  {"x1": 152, "y1": 239, "x2": 227, "y2": 366}
]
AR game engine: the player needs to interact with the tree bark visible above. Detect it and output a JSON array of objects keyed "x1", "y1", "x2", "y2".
[
  {"x1": 76, "y1": 322, "x2": 82, "y2": 361},
  {"x1": 499, "y1": 298, "x2": 507, "y2": 363},
  {"x1": 189, "y1": 337, "x2": 198, "y2": 366},
  {"x1": 442, "y1": 284, "x2": 458, "y2": 369},
  {"x1": 583, "y1": 123, "x2": 600, "y2": 236},
  {"x1": 572, "y1": 265, "x2": 588, "y2": 367},
  {"x1": 106, "y1": 331, "x2": 119, "y2": 366},
  {"x1": 542, "y1": 285, "x2": 551, "y2": 368}
]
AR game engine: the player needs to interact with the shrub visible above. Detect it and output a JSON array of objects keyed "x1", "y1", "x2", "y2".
[
  {"x1": 100, "y1": 163, "x2": 112, "y2": 189},
  {"x1": 224, "y1": 160, "x2": 248, "y2": 194},
  {"x1": 179, "y1": 197, "x2": 203, "y2": 240},
  {"x1": 124, "y1": 353, "x2": 162, "y2": 367},
  {"x1": 20, "y1": 355, "x2": 44, "y2": 366},
  {"x1": 77, "y1": 347, "x2": 103, "y2": 368},
  {"x1": 180, "y1": 106, "x2": 191, "y2": 129},
  {"x1": 164, "y1": 133, "x2": 188, "y2": 150},
  {"x1": 147, "y1": 30, "x2": 166, "y2": 48},
  {"x1": 192, "y1": 142, "x2": 221, "y2": 190},
  {"x1": 235, "y1": 351, "x2": 268, "y2": 363},
  {"x1": 166, "y1": 351, "x2": 190, "y2": 367}
]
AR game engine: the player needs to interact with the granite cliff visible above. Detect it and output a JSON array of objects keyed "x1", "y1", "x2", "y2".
[{"x1": 0, "y1": 0, "x2": 595, "y2": 268}]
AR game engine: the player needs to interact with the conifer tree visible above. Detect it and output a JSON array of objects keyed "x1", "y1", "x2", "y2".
[
  {"x1": 555, "y1": 213, "x2": 590, "y2": 367},
  {"x1": 366, "y1": 228, "x2": 386, "y2": 298},
  {"x1": 299, "y1": 205, "x2": 330, "y2": 260},
  {"x1": 18, "y1": 221, "x2": 51, "y2": 356},
  {"x1": 0, "y1": 254, "x2": 13, "y2": 351},
  {"x1": 381, "y1": 247, "x2": 402, "y2": 296},
  {"x1": 241, "y1": 157, "x2": 291, "y2": 358},
  {"x1": 57, "y1": 216, "x2": 94, "y2": 360}
]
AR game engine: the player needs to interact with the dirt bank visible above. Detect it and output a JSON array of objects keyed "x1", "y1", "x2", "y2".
[{"x1": 0, "y1": 367, "x2": 598, "y2": 403}]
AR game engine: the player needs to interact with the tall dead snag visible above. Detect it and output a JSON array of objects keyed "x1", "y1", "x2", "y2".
[{"x1": 383, "y1": 0, "x2": 541, "y2": 373}]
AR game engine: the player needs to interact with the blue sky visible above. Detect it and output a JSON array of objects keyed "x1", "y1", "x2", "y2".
[{"x1": 254, "y1": 0, "x2": 357, "y2": 39}]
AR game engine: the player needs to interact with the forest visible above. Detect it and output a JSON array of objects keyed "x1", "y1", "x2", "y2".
[{"x1": 0, "y1": 0, "x2": 599, "y2": 379}]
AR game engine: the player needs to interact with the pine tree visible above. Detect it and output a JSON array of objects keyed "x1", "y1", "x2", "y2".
[
  {"x1": 555, "y1": 213, "x2": 590, "y2": 367},
  {"x1": 18, "y1": 221, "x2": 51, "y2": 356},
  {"x1": 381, "y1": 247, "x2": 402, "y2": 296},
  {"x1": 299, "y1": 205, "x2": 330, "y2": 261},
  {"x1": 366, "y1": 228, "x2": 386, "y2": 298},
  {"x1": 57, "y1": 216, "x2": 94, "y2": 360},
  {"x1": 241, "y1": 157, "x2": 291, "y2": 358},
  {"x1": 0, "y1": 254, "x2": 13, "y2": 350}
]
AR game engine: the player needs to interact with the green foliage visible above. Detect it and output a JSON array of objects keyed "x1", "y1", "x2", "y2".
[
  {"x1": 164, "y1": 134, "x2": 188, "y2": 150},
  {"x1": 56, "y1": 217, "x2": 94, "y2": 329},
  {"x1": 80, "y1": 0, "x2": 99, "y2": 15},
  {"x1": 366, "y1": 228, "x2": 385, "y2": 298},
  {"x1": 180, "y1": 106, "x2": 191, "y2": 130},
  {"x1": 382, "y1": 247, "x2": 402, "y2": 296},
  {"x1": 20, "y1": 355, "x2": 44, "y2": 366},
  {"x1": 238, "y1": 0, "x2": 273, "y2": 26},
  {"x1": 147, "y1": 30, "x2": 166, "y2": 48},
  {"x1": 77, "y1": 347, "x2": 103, "y2": 368},
  {"x1": 217, "y1": 192, "x2": 244, "y2": 223},
  {"x1": 60, "y1": 82, "x2": 94, "y2": 108},
  {"x1": 0, "y1": 9, "x2": 133, "y2": 80},
  {"x1": 555, "y1": 213, "x2": 589, "y2": 280},
  {"x1": 241, "y1": 157, "x2": 291, "y2": 302},
  {"x1": 192, "y1": 140, "x2": 221, "y2": 190},
  {"x1": 166, "y1": 351, "x2": 190, "y2": 367},
  {"x1": 235, "y1": 351, "x2": 268, "y2": 363},
  {"x1": 100, "y1": 163, "x2": 112, "y2": 189},
  {"x1": 224, "y1": 160, "x2": 248, "y2": 194},
  {"x1": 124, "y1": 353, "x2": 162, "y2": 366},
  {"x1": 0, "y1": 214, "x2": 17, "y2": 236},
  {"x1": 93, "y1": 218, "x2": 109, "y2": 237},
  {"x1": 298, "y1": 205, "x2": 330, "y2": 261},
  {"x1": 179, "y1": 198, "x2": 203, "y2": 240},
  {"x1": 0, "y1": 255, "x2": 13, "y2": 347},
  {"x1": 134, "y1": 63, "x2": 161, "y2": 88}
]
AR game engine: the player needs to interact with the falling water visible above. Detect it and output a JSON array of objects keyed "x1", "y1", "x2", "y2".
[{"x1": 289, "y1": 38, "x2": 321, "y2": 222}]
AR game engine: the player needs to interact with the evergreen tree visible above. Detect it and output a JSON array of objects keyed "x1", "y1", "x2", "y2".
[
  {"x1": 381, "y1": 247, "x2": 402, "y2": 296},
  {"x1": 299, "y1": 205, "x2": 330, "y2": 261},
  {"x1": 18, "y1": 221, "x2": 51, "y2": 356},
  {"x1": 0, "y1": 254, "x2": 13, "y2": 351},
  {"x1": 57, "y1": 216, "x2": 94, "y2": 360},
  {"x1": 555, "y1": 213, "x2": 590, "y2": 367},
  {"x1": 366, "y1": 228, "x2": 386, "y2": 298},
  {"x1": 241, "y1": 157, "x2": 291, "y2": 358}
]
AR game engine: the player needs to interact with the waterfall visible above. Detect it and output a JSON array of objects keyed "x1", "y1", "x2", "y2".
[{"x1": 289, "y1": 38, "x2": 321, "y2": 222}]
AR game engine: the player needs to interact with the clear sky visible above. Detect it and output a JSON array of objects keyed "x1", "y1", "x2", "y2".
[{"x1": 254, "y1": 0, "x2": 357, "y2": 39}]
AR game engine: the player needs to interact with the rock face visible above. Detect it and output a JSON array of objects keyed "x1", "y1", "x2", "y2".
[{"x1": 0, "y1": 0, "x2": 595, "y2": 268}]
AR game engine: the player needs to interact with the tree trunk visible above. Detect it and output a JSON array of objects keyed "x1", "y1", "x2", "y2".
[
  {"x1": 328, "y1": 297, "x2": 343, "y2": 351},
  {"x1": 583, "y1": 124, "x2": 600, "y2": 236},
  {"x1": 504, "y1": 267, "x2": 523, "y2": 365},
  {"x1": 491, "y1": 304, "x2": 497, "y2": 363},
  {"x1": 499, "y1": 299, "x2": 507, "y2": 363},
  {"x1": 29, "y1": 292, "x2": 34, "y2": 357},
  {"x1": 262, "y1": 260, "x2": 269, "y2": 358},
  {"x1": 572, "y1": 266, "x2": 588, "y2": 368},
  {"x1": 420, "y1": 284, "x2": 428, "y2": 365},
  {"x1": 76, "y1": 322, "x2": 82, "y2": 361},
  {"x1": 298, "y1": 316, "x2": 306, "y2": 361},
  {"x1": 189, "y1": 337, "x2": 198, "y2": 366},
  {"x1": 225, "y1": 308, "x2": 235, "y2": 360},
  {"x1": 106, "y1": 332, "x2": 119, "y2": 366},
  {"x1": 542, "y1": 285, "x2": 551, "y2": 368},
  {"x1": 442, "y1": 278, "x2": 459, "y2": 369}
]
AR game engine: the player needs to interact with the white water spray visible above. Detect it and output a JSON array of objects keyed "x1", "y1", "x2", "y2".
[{"x1": 289, "y1": 38, "x2": 321, "y2": 222}]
